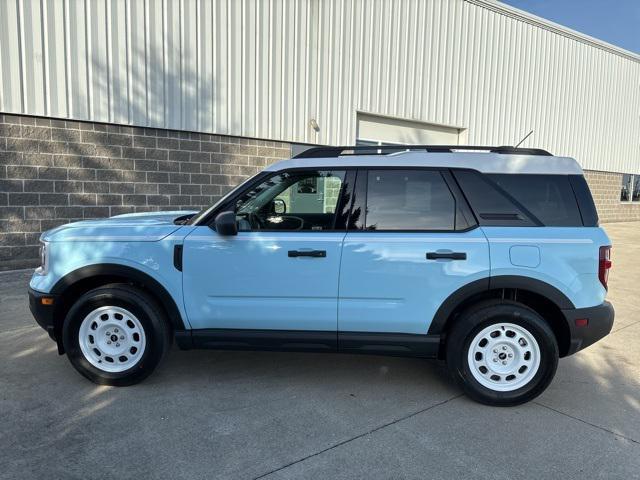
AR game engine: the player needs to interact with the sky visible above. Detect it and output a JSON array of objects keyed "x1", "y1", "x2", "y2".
[{"x1": 500, "y1": 0, "x2": 640, "y2": 54}]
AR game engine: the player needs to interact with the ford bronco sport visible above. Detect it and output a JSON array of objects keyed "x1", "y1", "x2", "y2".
[{"x1": 28, "y1": 145, "x2": 614, "y2": 406}]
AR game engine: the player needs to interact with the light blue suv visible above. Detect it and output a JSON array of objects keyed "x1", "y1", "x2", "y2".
[{"x1": 28, "y1": 145, "x2": 614, "y2": 405}]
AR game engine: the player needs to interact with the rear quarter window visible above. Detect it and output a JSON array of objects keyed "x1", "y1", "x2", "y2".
[{"x1": 487, "y1": 174, "x2": 583, "y2": 227}]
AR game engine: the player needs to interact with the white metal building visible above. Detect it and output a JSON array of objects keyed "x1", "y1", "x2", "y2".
[
  {"x1": 2, "y1": 0, "x2": 639, "y2": 169},
  {"x1": 0, "y1": 0, "x2": 639, "y2": 266}
]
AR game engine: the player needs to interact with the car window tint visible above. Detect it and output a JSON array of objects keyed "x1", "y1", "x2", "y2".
[
  {"x1": 452, "y1": 170, "x2": 536, "y2": 226},
  {"x1": 569, "y1": 175, "x2": 598, "y2": 227},
  {"x1": 365, "y1": 170, "x2": 455, "y2": 230},
  {"x1": 487, "y1": 174, "x2": 582, "y2": 227}
]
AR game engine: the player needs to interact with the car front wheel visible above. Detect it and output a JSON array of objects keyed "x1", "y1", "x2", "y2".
[
  {"x1": 446, "y1": 300, "x2": 559, "y2": 406},
  {"x1": 62, "y1": 284, "x2": 171, "y2": 386}
]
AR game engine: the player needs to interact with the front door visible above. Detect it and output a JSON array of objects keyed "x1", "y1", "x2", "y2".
[{"x1": 182, "y1": 169, "x2": 350, "y2": 335}]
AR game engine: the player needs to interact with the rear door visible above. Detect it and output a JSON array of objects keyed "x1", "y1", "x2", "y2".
[{"x1": 338, "y1": 169, "x2": 490, "y2": 335}]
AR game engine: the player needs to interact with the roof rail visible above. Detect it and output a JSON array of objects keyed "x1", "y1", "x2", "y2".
[{"x1": 293, "y1": 145, "x2": 553, "y2": 159}]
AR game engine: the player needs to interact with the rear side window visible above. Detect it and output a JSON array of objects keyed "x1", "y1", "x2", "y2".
[
  {"x1": 365, "y1": 170, "x2": 455, "y2": 230},
  {"x1": 453, "y1": 170, "x2": 586, "y2": 227},
  {"x1": 453, "y1": 170, "x2": 537, "y2": 227},
  {"x1": 569, "y1": 175, "x2": 598, "y2": 227},
  {"x1": 487, "y1": 174, "x2": 583, "y2": 226}
]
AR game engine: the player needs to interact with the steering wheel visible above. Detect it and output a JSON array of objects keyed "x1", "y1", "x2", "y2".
[
  {"x1": 236, "y1": 211, "x2": 266, "y2": 230},
  {"x1": 274, "y1": 215, "x2": 305, "y2": 230}
]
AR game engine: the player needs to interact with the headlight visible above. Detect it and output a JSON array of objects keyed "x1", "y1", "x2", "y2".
[{"x1": 35, "y1": 241, "x2": 49, "y2": 275}]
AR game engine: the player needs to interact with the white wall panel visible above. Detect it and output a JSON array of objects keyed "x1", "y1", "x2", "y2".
[
  {"x1": 1, "y1": 0, "x2": 639, "y2": 173},
  {"x1": 0, "y1": 0, "x2": 23, "y2": 113}
]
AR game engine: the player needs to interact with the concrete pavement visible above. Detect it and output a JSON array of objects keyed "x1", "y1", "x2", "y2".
[{"x1": 1, "y1": 222, "x2": 639, "y2": 479}]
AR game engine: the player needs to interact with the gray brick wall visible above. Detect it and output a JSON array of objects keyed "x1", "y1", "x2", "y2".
[
  {"x1": 0, "y1": 113, "x2": 290, "y2": 270},
  {"x1": 583, "y1": 170, "x2": 640, "y2": 223}
]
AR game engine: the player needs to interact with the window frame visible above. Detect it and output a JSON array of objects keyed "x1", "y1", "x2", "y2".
[
  {"x1": 347, "y1": 167, "x2": 477, "y2": 233},
  {"x1": 621, "y1": 174, "x2": 640, "y2": 203},
  {"x1": 620, "y1": 174, "x2": 633, "y2": 203},
  {"x1": 201, "y1": 167, "x2": 354, "y2": 233}
]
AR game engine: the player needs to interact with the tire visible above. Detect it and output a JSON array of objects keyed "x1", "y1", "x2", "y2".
[
  {"x1": 446, "y1": 300, "x2": 558, "y2": 406},
  {"x1": 62, "y1": 284, "x2": 171, "y2": 386}
]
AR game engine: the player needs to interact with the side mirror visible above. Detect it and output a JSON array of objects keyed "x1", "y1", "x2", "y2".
[
  {"x1": 214, "y1": 211, "x2": 238, "y2": 236},
  {"x1": 271, "y1": 198, "x2": 286, "y2": 215}
]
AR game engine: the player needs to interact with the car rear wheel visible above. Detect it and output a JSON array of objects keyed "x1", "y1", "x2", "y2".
[
  {"x1": 62, "y1": 284, "x2": 171, "y2": 386},
  {"x1": 446, "y1": 300, "x2": 558, "y2": 406}
]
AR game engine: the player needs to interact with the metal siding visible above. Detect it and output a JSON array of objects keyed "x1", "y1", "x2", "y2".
[
  {"x1": 147, "y1": 0, "x2": 164, "y2": 128},
  {"x1": 68, "y1": 0, "x2": 89, "y2": 119},
  {"x1": 0, "y1": 0, "x2": 638, "y2": 173},
  {"x1": 0, "y1": 0, "x2": 24, "y2": 112},
  {"x1": 21, "y1": 0, "x2": 46, "y2": 116},
  {"x1": 129, "y1": 0, "x2": 146, "y2": 125},
  {"x1": 165, "y1": 0, "x2": 180, "y2": 130},
  {"x1": 44, "y1": 0, "x2": 68, "y2": 118}
]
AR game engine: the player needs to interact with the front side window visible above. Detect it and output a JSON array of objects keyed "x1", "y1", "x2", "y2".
[
  {"x1": 621, "y1": 174, "x2": 633, "y2": 202},
  {"x1": 235, "y1": 170, "x2": 346, "y2": 231},
  {"x1": 365, "y1": 170, "x2": 456, "y2": 230}
]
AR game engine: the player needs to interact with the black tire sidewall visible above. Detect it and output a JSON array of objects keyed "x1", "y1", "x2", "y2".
[
  {"x1": 448, "y1": 303, "x2": 559, "y2": 406},
  {"x1": 62, "y1": 286, "x2": 168, "y2": 386}
]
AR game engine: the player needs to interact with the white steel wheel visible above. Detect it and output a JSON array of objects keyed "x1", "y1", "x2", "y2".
[
  {"x1": 78, "y1": 306, "x2": 147, "y2": 373},
  {"x1": 467, "y1": 322, "x2": 541, "y2": 392}
]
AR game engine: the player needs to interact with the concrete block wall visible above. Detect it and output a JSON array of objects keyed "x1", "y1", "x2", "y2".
[
  {"x1": 583, "y1": 170, "x2": 640, "y2": 223},
  {"x1": 0, "y1": 113, "x2": 290, "y2": 270}
]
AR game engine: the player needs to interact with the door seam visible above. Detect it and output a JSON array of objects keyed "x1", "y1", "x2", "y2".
[{"x1": 336, "y1": 231, "x2": 348, "y2": 347}]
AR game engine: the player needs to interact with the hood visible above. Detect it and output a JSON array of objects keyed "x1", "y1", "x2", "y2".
[
  {"x1": 94, "y1": 210, "x2": 197, "y2": 225},
  {"x1": 42, "y1": 210, "x2": 198, "y2": 242}
]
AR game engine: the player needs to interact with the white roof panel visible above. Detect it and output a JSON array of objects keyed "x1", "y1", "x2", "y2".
[{"x1": 265, "y1": 151, "x2": 584, "y2": 175}]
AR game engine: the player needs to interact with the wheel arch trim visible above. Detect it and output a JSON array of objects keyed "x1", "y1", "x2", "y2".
[
  {"x1": 428, "y1": 275, "x2": 575, "y2": 334},
  {"x1": 51, "y1": 263, "x2": 186, "y2": 331}
]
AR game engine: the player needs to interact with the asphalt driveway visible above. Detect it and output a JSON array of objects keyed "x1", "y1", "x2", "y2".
[{"x1": 1, "y1": 222, "x2": 639, "y2": 479}]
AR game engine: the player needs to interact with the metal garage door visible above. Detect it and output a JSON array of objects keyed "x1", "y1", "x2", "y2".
[{"x1": 356, "y1": 113, "x2": 464, "y2": 145}]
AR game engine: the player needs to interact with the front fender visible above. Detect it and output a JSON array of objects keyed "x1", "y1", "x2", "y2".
[
  {"x1": 50, "y1": 263, "x2": 187, "y2": 331},
  {"x1": 30, "y1": 236, "x2": 190, "y2": 331}
]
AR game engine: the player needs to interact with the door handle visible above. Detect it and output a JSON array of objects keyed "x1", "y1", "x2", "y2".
[
  {"x1": 288, "y1": 250, "x2": 327, "y2": 258},
  {"x1": 426, "y1": 251, "x2": 467, "y2": 260}
]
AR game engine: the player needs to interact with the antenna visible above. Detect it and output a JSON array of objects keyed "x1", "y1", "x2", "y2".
[{"x1": 514, "y1": 130, "x2": 534, "y2": 148}]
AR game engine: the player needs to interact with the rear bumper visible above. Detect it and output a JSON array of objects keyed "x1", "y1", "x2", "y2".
[
  {"x1": 28, "y1": 287, "x2": 59, "y2": 342},
  {"x1": 563, "y1": 301, "x2": 614, "y2": 356}
]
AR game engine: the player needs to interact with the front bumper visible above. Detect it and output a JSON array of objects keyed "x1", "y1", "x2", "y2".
[
  {"x1": 28, "y1": 287, "x2": 59, "y2": 343},
  {"x1": 563, "y1": 301, "x2": 614, "y2": 356}
]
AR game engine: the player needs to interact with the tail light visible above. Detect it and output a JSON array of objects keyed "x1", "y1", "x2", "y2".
[{"x1": 598, "y1": 246, "x2": 612, "y2": 290}]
